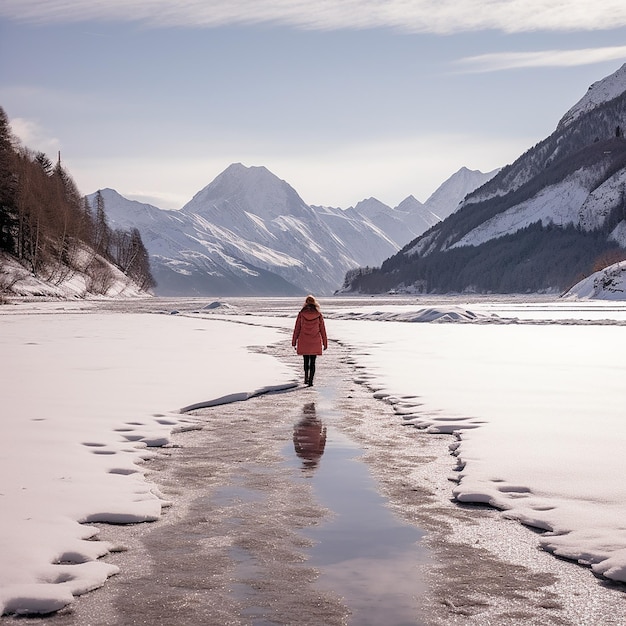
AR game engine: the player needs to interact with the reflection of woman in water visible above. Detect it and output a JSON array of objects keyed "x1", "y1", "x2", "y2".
[
  {"x1": 292, "y1": 295, "x2": 328, "y2": 387},
  {"x1": 293, "y1": 403, "x2": 327, "y2": 472}
]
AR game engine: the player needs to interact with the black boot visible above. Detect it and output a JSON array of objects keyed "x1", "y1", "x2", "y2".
[{"x1": 307, "y1": 373, "x2": 314, "y2": 387}]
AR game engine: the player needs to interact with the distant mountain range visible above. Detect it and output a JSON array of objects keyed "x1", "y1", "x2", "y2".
[
  {"x1": 92, "y1": 165, "x2": 495, "y2": 296},
  {"x1": 342, "y1": 63, "x2": 626, "y2": 295}
]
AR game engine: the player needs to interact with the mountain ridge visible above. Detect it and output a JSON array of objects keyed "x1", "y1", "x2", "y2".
[
  {"x1": 96, "y1": 163, "x2": 488, "y2": 296},
  {"x1": 341, "y1": 63, "x2": 626, "y2": 296}
]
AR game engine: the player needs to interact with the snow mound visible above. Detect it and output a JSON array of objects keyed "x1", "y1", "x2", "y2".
[
  {"x1": 562, "y1": 262, "x2": 626, "y2": 300},
  {"x1": 202, "y1": 301, "x2": 238, "y2": 312},
  {"x1": 329, "y1": 306, "x2": 489, "y2": 323}
]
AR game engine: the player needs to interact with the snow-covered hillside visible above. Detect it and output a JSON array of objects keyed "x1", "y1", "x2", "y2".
[
  {"x1": 0, "y1": 250, "x2": 147, "y2": 301},
  {"x1": 445, "y1": 148, "x2": 626, "y2": 252},
  {"x1": 448, "y1": 63, "x2": 626, "y2": 249},
  {"x1": 341, "y1": 63, "x2": 626, "y2": 296},
  {"x1": 450, "y1": 170, "x2": 598, "y2": 249},
  {"x1": 562, "y1": 261, "x2": 626, "y2": 300},
  {"x1": 558, "y1": 63, "x2": 626, "y2": 129}
]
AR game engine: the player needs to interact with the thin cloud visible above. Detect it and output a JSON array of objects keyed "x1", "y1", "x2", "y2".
[
  {"x1": 456, "y1": 46, "x2": 626, "y2": 73},
  {"x1": 9, "y1": 118, "x2": 60, "y2": 154},
  {"x1": 3, "y1": 0, "x2": 626, "y2": 34}
]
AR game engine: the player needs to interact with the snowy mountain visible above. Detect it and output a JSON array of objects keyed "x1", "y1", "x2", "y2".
[
  {"x1": 92, "y1": 166, "x2": 402, "y2": 296},
  {"x1": 398, "y1": 195, "x2": 443, "y2": 235},
  {"x1": 310, "y1": 204, "x2": 399, "y2": 267},
  {"x1": 423, "y1": 166, "x2": 499, "y2": 221},
  {"x1": 177, "y1": 164, "x2": 366, "y2": 295},
  {"x1": 93, "y1": 160, "x2": 498, "y2": 297},
  {"x1": 90, "y1": 188, "x2": 301, "y2": 296},
  {"x1": 344, "y1": 195, "x2": 440, "y2": 248},
  {"x1": 342, "y1": 167, "x2": 498, "y2": 245},
  {"x1": 341, "y1": 63, "x2": 626, "y2": 295},
  {"x1": 558, "y1": 64, "x2": 626, "y2": 129}
]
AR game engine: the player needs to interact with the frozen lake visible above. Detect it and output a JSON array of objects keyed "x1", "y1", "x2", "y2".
[{"x1": 1, "y1": 294, "x2": 625, "y2": 622}]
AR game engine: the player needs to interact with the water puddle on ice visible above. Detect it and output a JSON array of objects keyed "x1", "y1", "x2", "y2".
[{"x1": 286, "y1": 395, "x2": 429, "y2": 626}]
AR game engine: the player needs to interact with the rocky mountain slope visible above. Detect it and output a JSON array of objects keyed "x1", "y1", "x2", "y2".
[{"x1": 342, "y1": 64, "x2": 626, "y2": 295}]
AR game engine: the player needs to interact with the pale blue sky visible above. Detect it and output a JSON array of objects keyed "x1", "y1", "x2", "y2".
[{"x1": 2, "y1": 1, "x2": 626, "y2": 209}]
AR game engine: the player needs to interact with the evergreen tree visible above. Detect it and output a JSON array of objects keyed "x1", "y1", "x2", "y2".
[
  {"x1": 127, "y1": 227, "x2": 155, "y2": 290},
  {"x1": 34, "y1": 151, "x2": 53, "y2": 175},
  {"x1": 0, "y1": 107, "x2": 18, "y2": 253},
  {"x1": 93, "y1": 189, "x2": 111, "y2": 258}
]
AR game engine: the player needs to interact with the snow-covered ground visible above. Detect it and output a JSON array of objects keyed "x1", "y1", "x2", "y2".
[
  {"x1": 1, "y1": 295, "x2": 625, "y2": 616},
  {"x1": 207, "y1": 296, "x2": 626, "y2": 584},
  {"x1": 327, "y1": 315, "x2": 626, "y2": 583},
  {"x1": 0, "y1": 303, "x2": 294, "y2": 616}
]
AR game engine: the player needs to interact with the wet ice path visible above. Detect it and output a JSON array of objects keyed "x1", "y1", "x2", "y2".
[
  {"x1": 17, "y1": 340, "x2": 432, "y2": 626},
  {"x1": 285, "y1": 385, "x2": 429, "y2": 626}
]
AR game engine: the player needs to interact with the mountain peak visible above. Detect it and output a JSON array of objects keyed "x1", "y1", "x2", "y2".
[
  {"x1": 558, "y1": 63, "x2": 626, "y2": 129},
  {"x1": 425, "y1": 166, "x2": 499, "y2": 220},
  {"x1": 395, "y1": 195, "x2": 424, "y2": 211},
  {"x1": 182, "y1": 163, "x2": 311, "y2": 222},
  {"x1": 350, "y1": 197, "x2": 392, "y2": 215},
  {"x1": 210, "y1": 163, "x2": 280, "y2": 191},
  {"x1": 220, "y1": 162, "x2": 271, "y2": 177}
]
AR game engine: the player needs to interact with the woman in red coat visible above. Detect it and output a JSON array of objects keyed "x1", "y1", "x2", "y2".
[{"x1": 292, "y1": 295, "x2": 328, "y2": 386}]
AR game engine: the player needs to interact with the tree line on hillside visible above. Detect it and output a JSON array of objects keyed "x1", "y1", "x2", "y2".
[
  {"x1": 0, "y1": 107, "x2": 155, "y2": 295},
  {"x1": 342, "y1": 221, "x2": 626, "y2": 295}
]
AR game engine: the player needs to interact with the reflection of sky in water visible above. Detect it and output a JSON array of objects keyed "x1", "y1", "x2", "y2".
[{"x1": 286, "y1": 412, "x2": 429, "y2": 626}]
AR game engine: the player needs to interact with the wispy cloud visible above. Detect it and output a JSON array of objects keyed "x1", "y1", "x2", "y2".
[
  {"x1": 3, "y1": 0, "x2": 626, "y2": 34},
  {"x1": 9, "y1": 117, "x2": 60, "y2": 154},
  {"x1": 455, "y1": 46, "x2": 626, "y2": 73}
]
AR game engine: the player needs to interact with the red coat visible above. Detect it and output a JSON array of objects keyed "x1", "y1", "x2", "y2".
[{"x1": 292, "y1": 306, "x2": 328, "y2": 355}]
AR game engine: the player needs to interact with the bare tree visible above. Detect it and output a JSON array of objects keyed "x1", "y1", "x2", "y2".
[{"x1": 1, "y1": 109, "x2": 155, "y2": 296}]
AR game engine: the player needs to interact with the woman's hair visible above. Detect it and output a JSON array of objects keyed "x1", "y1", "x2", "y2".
[{"x1": 304, "y1": 295, "x2": 319, "y2": 310}]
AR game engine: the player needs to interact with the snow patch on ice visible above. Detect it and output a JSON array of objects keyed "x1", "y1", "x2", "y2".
[{"x1": 328, "y1": 306, "x2": 489, "y2": 323}]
